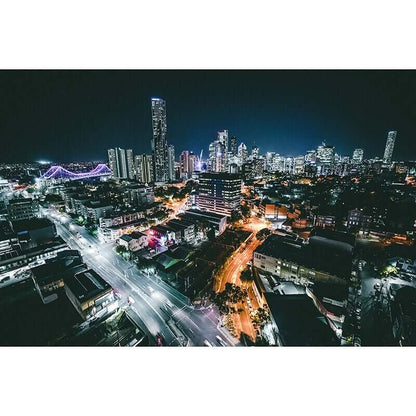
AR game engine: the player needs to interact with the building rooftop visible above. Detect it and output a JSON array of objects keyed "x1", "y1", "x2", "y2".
[
  {"x1": 155, "y1": 253, "x2": 181, "y2": 270},
  {"x1": 31, "y1": 254, "x2": 87, "y2": 286},
  {"x1": 8, "y1": 198, "x2": 36, "y2": 205},
  {"x1": 256, "y1": 233, "x2": 353, "y2": 280},
  {"x1": 181, "y1": 208, "x2": 227, "y2": 221},
  {"x1": 264, "y1": 292, "x2": 339, "y2": 346},
  {"x1": 128, "y1": 231, "x2": 147, "y2": 239},
  {"x1": 12, "y1": 218, "x2": 55, "y2": 232},
  {"x1": 120, "y1": 234, "x2": 133, "y2": 242},
  {"x1": 169, "y1": 246, "x2": 194, "y2": 260},
  {"x1": 199, "y1": 172, "x2": 242, "y2": 180},
  {"x1": 64, "y1": 269, "x2": 112, "y2": 303}
]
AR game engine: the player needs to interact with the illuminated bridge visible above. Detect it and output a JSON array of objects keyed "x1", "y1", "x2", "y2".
[{"x1": 41, "y1": 164, "x2": 111, "y2": 181}]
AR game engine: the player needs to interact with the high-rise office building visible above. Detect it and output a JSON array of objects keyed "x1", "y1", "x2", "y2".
[
  {"x1": 265, "y1": 152, "x2": 275, "y2": 172},
  {"x1": 251, "y1": 145, "x2": 259, "y2": 160},
  {"x1": 151, "y1": 97, "x2": 168, "y2": 183},
  {"x1": 107, "y1": 147, "x2": 128, "y2": 179},
  {"x1": 134, "y1": 154, "x2": 153, "y2": 184},
  {"x1": 317, "y1": 142, "x2": 335, "y2": 165},
  {"x1": 107, "y1": 149, "x2": 117, "y2": 178},
  {"x1": 316, "y1": 142, "x2": 335, "y2": 175},
  {"x1": 188, "y1": 152, "x2": 196, "y2": 177},
  {"x1": 167, "y1": 144, "x2": 175, "y2": 182},
  {"x1": 294, "y1": 155, "x2": 305, "y2": 174},
  {"x1": 116, "y1": 147, "x2": 128, "y2": 179},
  {"x1": 228, "y1": 136, "x2": 237, "y2": 157},
  {"x1": 197, "y1": 172, "x2": 242, "y2": 216},
  {"x1": 180, "y1": 150, "x2": 190, "y2": 179},
  {"x1": 126, "y1": 149, "x2": 135, "y2": 180},
  {"x1": 180, "y1": 150, "x2": 197, "y2": 179},
  {"x1": 217, "y1": 130, "x2": 228, "y2": 148},
  {"x1": 383, "y1": 130, "x2": 397, "y2": 165},
  {"x1": 305, "y1": 150, "x2": 316, "y2": 165},
  {"x1": 237, "y1": 142, "x2": 248, "y2": 165},
  {"x1": 208, "y1": 131, "x2": 228, "y2": 173},
  {"x1": 352, "y1": 148, "x2": 364, "y2": 164}
]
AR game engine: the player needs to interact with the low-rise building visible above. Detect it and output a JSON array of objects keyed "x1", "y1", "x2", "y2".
[
  {"x1": 0, "y1": 237, "x2": 67, "y2": 276},
  {"x1": 81, "y1": 200, "x2": 114, "y2": 223},
  {"x1": 12, "y1": 218, "x2": 57, "y2": 248},
  {"x1": 64, "y1": 268, "x2": 116, "y2": 320},
  {"x1": 0, "y1": 220, "x2": 20, "y2": 258},
  {"x1": 31, "y1": 250, "x2": 87, "y2": 303},
  {"x1": 389, "y1": 284, "x2": 416, "y2": 346},
  {"x1": 254, "y1": 231, "x2": 353, "y2": 286},
  {"x1": 259, "y1": 200, "x2": 288, "y2": 220},
  {"x1": 264, "y1": 292, "x2": 340, "y2": 346},
  {"x1": 347, "y1": 208, "x2": 373, "y2": 231},
  {"x1": 118, "y1": 231, "x2": 148, "y2": 252},
  {"x1": 7, "y1": 198, "x2": 39, "y2": 221},
  {"x1": 179, "y1": 209, "x2": 227, "y2": 236},
  {"x1": 313, "y1": 214, "x2": 336, "y2": 229}
]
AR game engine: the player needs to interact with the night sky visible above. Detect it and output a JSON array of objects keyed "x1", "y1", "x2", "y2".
[{"x1": 0, "y1": 70, "x2": 415, "y2": 163}]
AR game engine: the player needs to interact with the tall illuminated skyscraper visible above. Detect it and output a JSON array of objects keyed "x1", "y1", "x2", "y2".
[
  {"x1": 167, "y1": 144, "x2": 175, "y2": 182},
  {"x1": 126, "y1": 149, "x2": 135, "y2": 179},
  {"x1": 134, "y1": 154, "x2": 153, "y2": 184},
  {"x1": 116, "y1": 147, "x2": 128, "y2": 179},
  {"x1": 238, "y1": 142, "x2": 248, "y2": 165},
  {"x1": 383, "y1": 130, "x2": 397, "y2": 164},
  {"x1": 352, "y1": 148, "x2": 364, "y2": 164},
  {"x1": 251, "y1": 145, "x2": 259, "y2": 160},
  {"x1": 208, "y1": 130, "x2": 228, "y2": 173},
  {"x1": 151, "y1": 97, "x2": 168, "y2": 183},
  {"x1": 107, "y1": 148, "x2": 117, "y2": 178},
  {"x1": 107, "y1": 147, "x2": 128, "y2": 179}
]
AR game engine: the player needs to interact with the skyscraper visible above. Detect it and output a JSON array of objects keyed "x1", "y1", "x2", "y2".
[
  {"x1": 151, "y1": 97, "x2": 168, "y2": 183},
  {"x1": 167, "y1": 144, "x2": 175, "y2": 182},
  {"x1": 265, "y1": 152, "x2": 275, "y2": 172},
  {"x1": 197, "y1": 172, "x2": 242, "y2": 216},
  {"x1": 352, "y1": 148, "x2": 364, "y2": 164},
  {"x1": 316, "y1": 142, "x2": 335, "y2": 165},
  {"x1": 107, "y1": 147, "x2": 128, "y2": 179},
  {"x1": 229, "y1": 136, "x2": 237, "y2": 157},
  {"x1": 208, "y1": 131, "x2": 228, "y2": 173},
  {"x1": 180, "y1": 150, "x2": 196, "y2": 179},
  {"x1": 251, "y1": 145, "x2": 259, "y2": 160},
  {"x1": 383, "y1": 130, "x2": 397, "y2": 164},
  {"x1": 134, "y1": 154, "x2": 153, "y2": 184},
  {"x1": 126, "y1": 149, "x2": 135, "y2": 179},
  {"x1": 237, "y1": 142, "x2": 248, "y2": 165},
  {"x1": 116, "y1": 147, "x2": 128, "y2": 179},
  {"x1": 107, "y1": 148, "x2": 117, "y2": 178}
]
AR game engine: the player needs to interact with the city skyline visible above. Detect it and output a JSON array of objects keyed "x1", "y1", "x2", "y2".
[{"x1": 1, "y1": 71, "x2": 416, "y2": 163}]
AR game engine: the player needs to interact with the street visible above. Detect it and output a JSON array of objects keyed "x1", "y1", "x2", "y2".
[
  {"x1": 215, "y1": 216, "x2": 266, "y2": 341},
  {"x1": 46, "y1": 209, "x2": 239, "y2": 347}
]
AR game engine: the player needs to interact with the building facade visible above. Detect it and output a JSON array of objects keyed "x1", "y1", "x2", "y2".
[
  {"x1": 196, "y1": 172, "x2": 241, "y2": 216},
  {"x1": 383, "y1": 130, "x2": 397, "y2": 165},
  {"x1": 151, "y1": 97, "x2": 168, "y2": 183}
]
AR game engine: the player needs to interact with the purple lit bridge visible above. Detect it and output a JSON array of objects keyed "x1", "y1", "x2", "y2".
[{"x1": 41, "y1": 164, "x2": 112, "y2": 181}]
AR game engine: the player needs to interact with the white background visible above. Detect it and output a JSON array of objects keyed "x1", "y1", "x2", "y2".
[{"x1": 1, "y1": 1, "x2": 416, "y2": 415}]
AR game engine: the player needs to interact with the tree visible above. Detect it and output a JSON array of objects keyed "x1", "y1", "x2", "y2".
[
  {"x1": 256, "y1": 228, "x2": 271, "y2": 241},
  {"x1": 252, "y1": 307, "x2": 270, "y2": 327},
  {"x1": 241, "y1": 203, "x2": 251, "y2": 219},
  {"x1": 116, "y1": 245, "x2": 127, "y2": 255},
  {"x1": 230, "y1": 210, "x2": 242, "y2": 223},
  {"x1": 240, "y1": 266, "x2": 254, "y2": 285}
]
